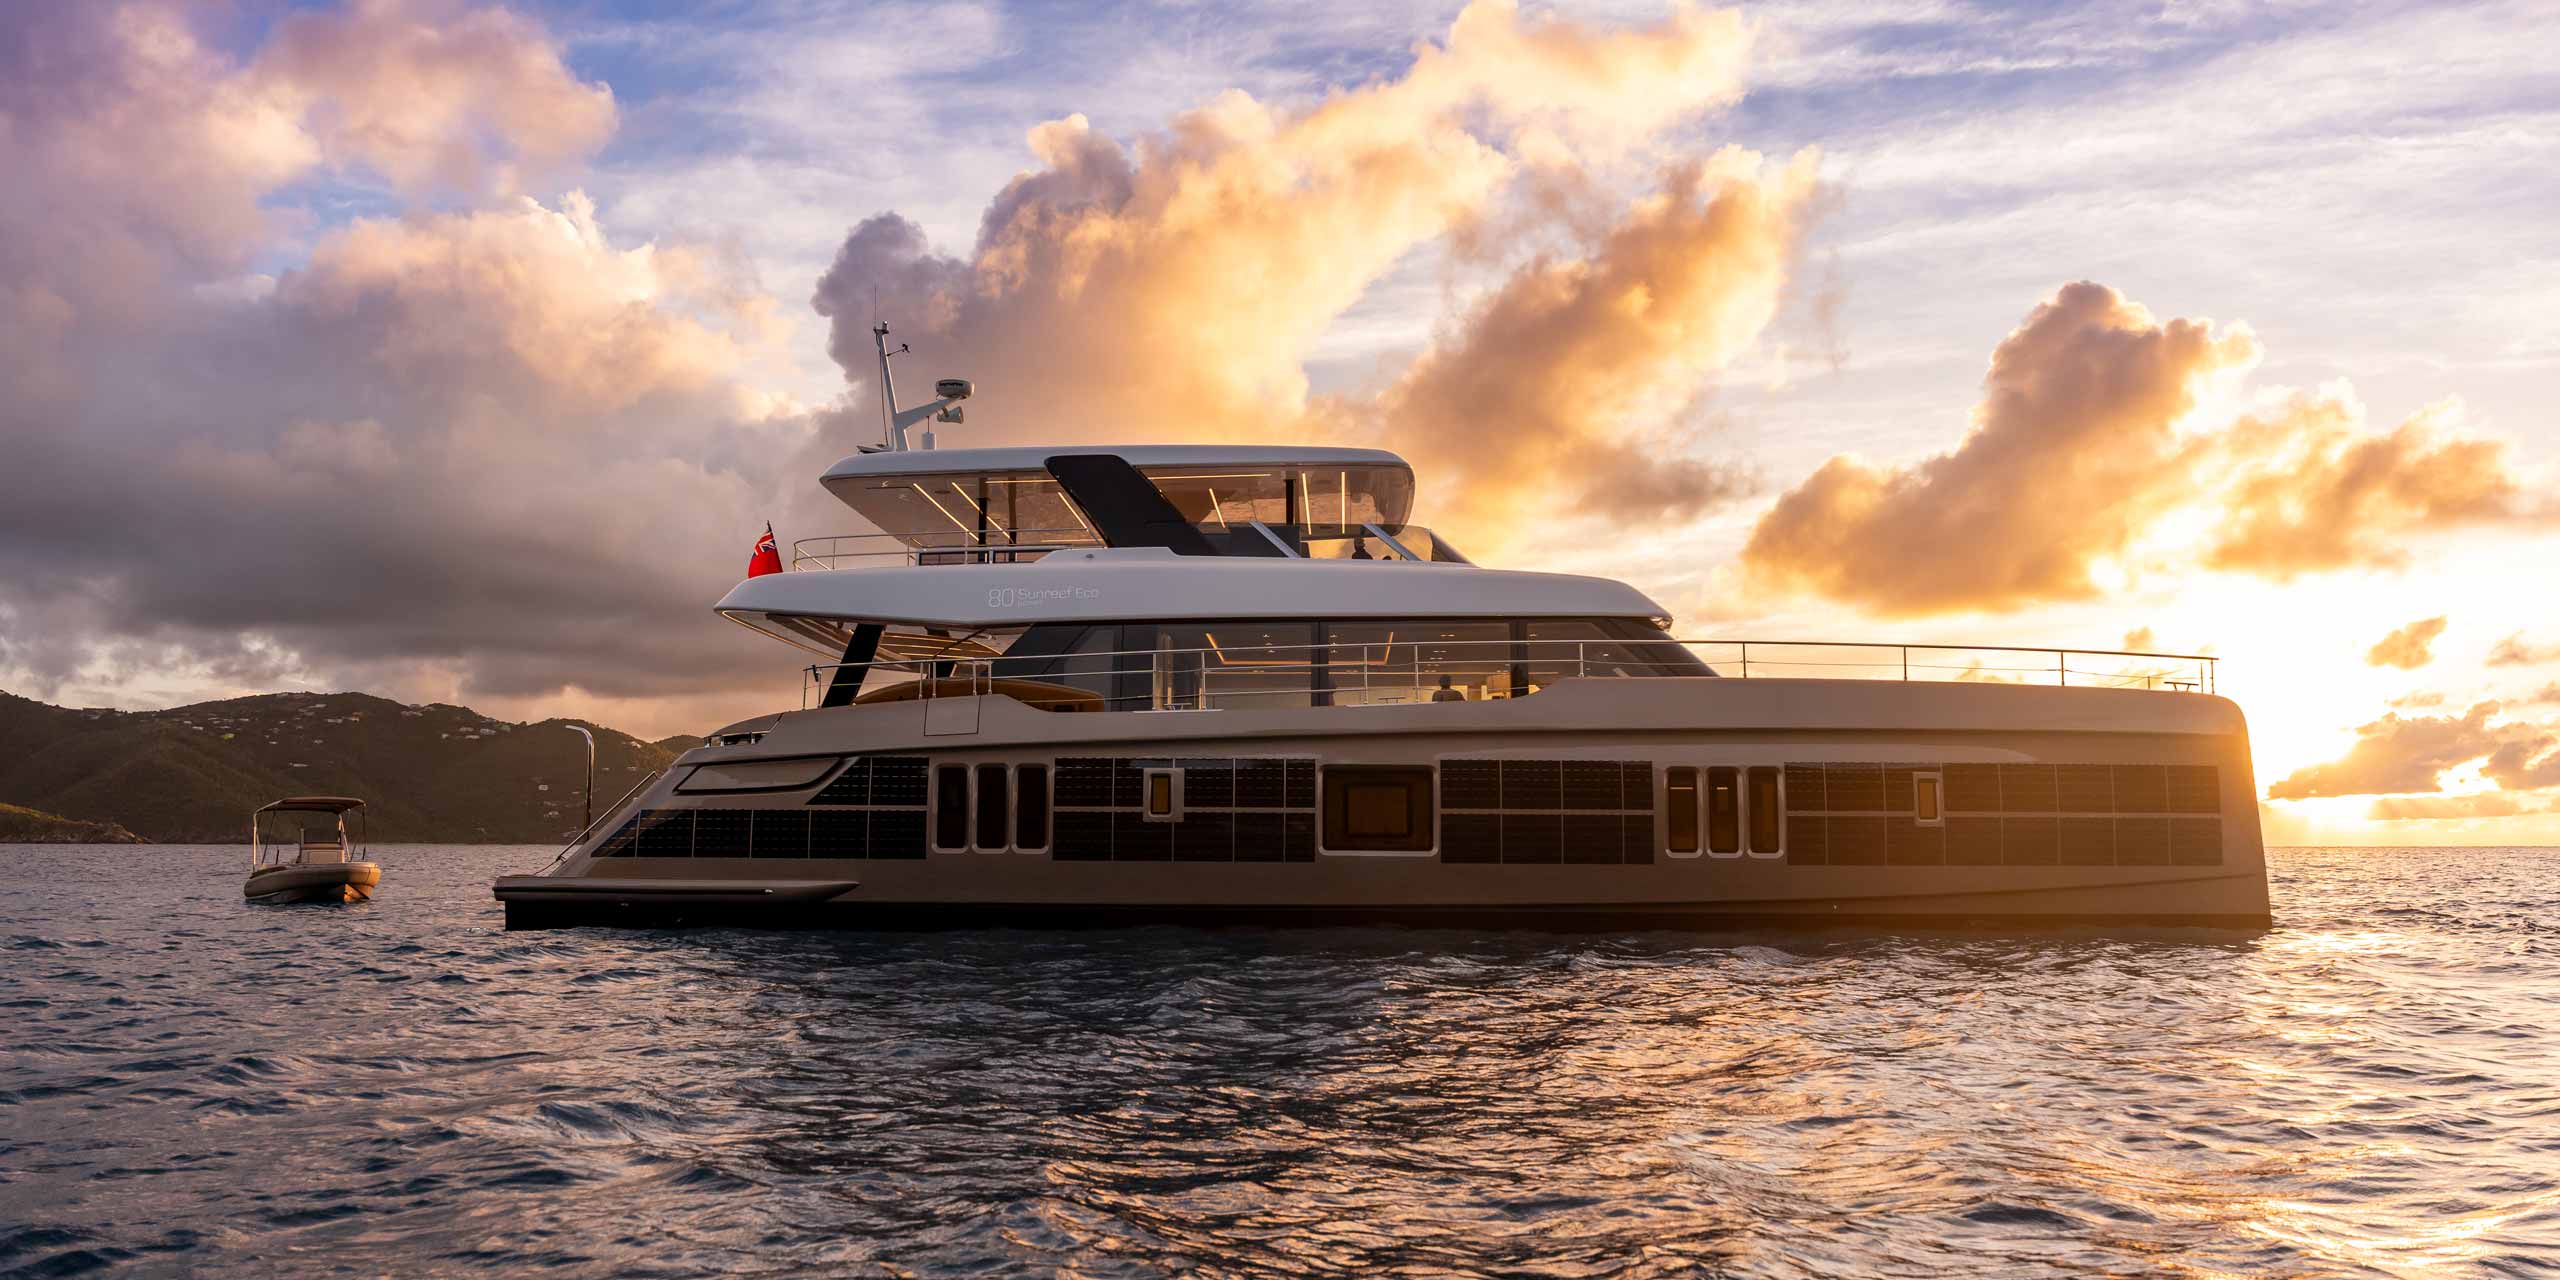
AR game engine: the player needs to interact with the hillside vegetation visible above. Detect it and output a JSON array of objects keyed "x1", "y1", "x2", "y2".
[
  {"x1": 0, "y1": 691, "x2": 687, "y2": 843},
  {"x1": 0, "y1": 802, "x2": 145, "y2": 843}
]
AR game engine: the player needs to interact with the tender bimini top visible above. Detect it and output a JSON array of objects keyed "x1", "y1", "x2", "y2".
[
  {"x1": 257, "y1": 796, "x2": 366, "y2": 814},
  {"x1": 716, "y1": 548, "x2": 1672, "y2": 656}
]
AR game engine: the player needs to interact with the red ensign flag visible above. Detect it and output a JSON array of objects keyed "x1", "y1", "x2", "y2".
[{"x1": 747, "y1": 523, "x2": 782, "y2": 577}]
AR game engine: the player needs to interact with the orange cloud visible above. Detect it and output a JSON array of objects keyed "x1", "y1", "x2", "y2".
[
  {"x1": 811, "y1": 1, "x2": 1796, "y2": 546},
  {"x1": 2205, "y1": 396, "x2": 2534, "y2": 578},
  {"x1": 1740, "y1": 283, "x2": 2547, "y2": 615},
  {"x1": 2364, "y1": 616, "x2": 2447, "y2": 670},
  {"x1": 2265, "y1": 701, "x2": 2540, "y2": 800},
  {"x1": 1354, "y1": 152, "x2": 1820, "y2": 534},
  {"x1": 2488, "y1": 633, "x2": 2560, "y2": 667},
  {"x1": 2484, "y1": 739, "x2": 2560, "y2": 791},
  {"x1": 2368, "y1": 793, "x2": 2551, "y2": 820},
  {"x1": 1742, "y1": 282, "x2": 2255, "y2": 614}
]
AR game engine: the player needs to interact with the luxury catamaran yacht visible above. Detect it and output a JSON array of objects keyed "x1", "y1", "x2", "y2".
[{"x1": 494, "y1": 330, "x2": 2270, "y2": 929}]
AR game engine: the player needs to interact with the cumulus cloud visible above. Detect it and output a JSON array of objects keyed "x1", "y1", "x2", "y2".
[
  {"x1": 0, "y1": 0, "x2": 612, "y2": 315},
  {"x1": 2, "y1": 194, "x2": 786, "y2": 703},
  {"x1": 1349, "y1": 151, "x2": 1819, "y2": 530},
  {"x1": 2483, "y1": 739, "x2": 2560, "y2": 792},
  {"x1": 2366, "y1": 616, "x2": 2448, "y2": 670},
  {"x1": 251, "y1": 0, "x2": 616, "y2": 197},
  {"x1": 809, "y1": 0, "x2": 1802, "y2": 547},
  {"x1": 2368, "y1": 793, "x2": 2552, "y2": 821},
  {"x1": 0, "y1": 2, "x2": 787, "y2": 729},
  {"x1": 2203, "y1": 395, "x2": 2537, "y2": 578},
  {"x1": 1740, "y1": 282, "x2": 2548, "y2": 615},
  {"x1": 2389, "y1": 690, "x2": 2449, "y2": 709},
  {"x1": 2265, "y1": 702, "x2": 2543, "y2": 800},
  {"x1": 1741, "y1": 282, "x2": 2256, "y2": 613},
  {"x1": 2488, "y1": 633, "x2": 2560, "y2": 667}
]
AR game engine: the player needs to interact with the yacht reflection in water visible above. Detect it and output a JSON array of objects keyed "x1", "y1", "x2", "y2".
[{"x1": 497, "y1": 340, "x2": 2269, "y2": 929}]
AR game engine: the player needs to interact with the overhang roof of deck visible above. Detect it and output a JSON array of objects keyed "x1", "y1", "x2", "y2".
[
  {"x1": 714, "y1": 548, "x2": 1669, "y2": 639},
  {"x1": 820, "y1": 444, "x2": 1408, "y2": 488}
]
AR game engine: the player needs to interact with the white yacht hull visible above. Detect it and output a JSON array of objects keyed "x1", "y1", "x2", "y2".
[{"x1": 496, "y1": 678, "x2": 2271, "y2": 930}]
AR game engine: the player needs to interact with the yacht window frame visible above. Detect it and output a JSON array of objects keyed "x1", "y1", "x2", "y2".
[
  {"x1": 1319, "y1": 765, "x2": 1436, "y2": 855},
  {"x1": 1142, "y1": 767, "x2": 1184, "y2": 822},
  {"x1": 1913, "y1": 770, "x2": 1944, "y2": 828},
  {"x1": 974, "y1": 762, "x2": 1010, "y2": 852},
  {"x1": 1665, "y1": 766, "x2": 1702, "y2": 857},
  {"x1": 933, "y1": 764, "x2": 969, "y2": 851},
  {"x1": 1013, "y1": 763, "x2": 1050, "y2": 852},
  {"x1": 1705, "y1": 766, "x2": 1743, "y2": 857},
  {"x1": 1747, "y1": 765, "x2": 1785, "y2": 857}
]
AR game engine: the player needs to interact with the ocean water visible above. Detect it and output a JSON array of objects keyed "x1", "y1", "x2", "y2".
[{"x1": 1, "y1": 846, "x2": 2555, "y2": 1279}]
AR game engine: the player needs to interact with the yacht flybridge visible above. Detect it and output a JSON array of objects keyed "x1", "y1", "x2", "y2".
[{"x1": 494, "y1": 342, "x2": 2270, "y2": 929}]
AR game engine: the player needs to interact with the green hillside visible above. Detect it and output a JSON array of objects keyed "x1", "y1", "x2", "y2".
[
  {"x1": 0, "y1": 690, "x2": 688, "y2": 843},
  {"x1": 0, "y1": 802, "x2": 144, "y2": 843}
]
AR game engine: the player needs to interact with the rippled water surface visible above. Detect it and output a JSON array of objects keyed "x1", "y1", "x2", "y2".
[{"x1": 4, "y1": 846, "x2": 2559, "y2": 1278}]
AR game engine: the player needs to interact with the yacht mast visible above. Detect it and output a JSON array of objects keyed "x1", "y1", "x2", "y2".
[
  {"x1": 867, "y1": 321, "x2": 973, "y2": 453},
  {"x1": 873, "y1": 322, "x2": 907, "y2": 452}
]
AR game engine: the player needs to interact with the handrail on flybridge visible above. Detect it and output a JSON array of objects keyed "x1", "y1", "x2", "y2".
[{"x1": 791, "y1": 636, "x2": 2219, "y2": 713}]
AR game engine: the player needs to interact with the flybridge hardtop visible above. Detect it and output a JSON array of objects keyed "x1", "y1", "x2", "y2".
[{"x1": 820, "y1": 443, "x2": 1424, "y2": 553}]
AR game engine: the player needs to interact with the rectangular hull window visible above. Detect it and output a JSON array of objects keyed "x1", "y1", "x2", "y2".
[
  {"x1": 1015, "y1": 765, "x2": 1050, "y2": 850},
  {"x1": 1914, "y1": 771, "x2": 1944, "y2": 826},
  {"x1": 1747, "y1": 766, "x2": 1782, "y2": 855},
  {"x1": 1706, "y1": 766, "x2": 1741, "y2": 855},
  {"x1": 1143, "y1": 767, "x2": 1184, "y2": 822},
  {"x1": 1666, "y1": 767, "x2": 1700, "y2": 855},
  {"x1": 934, "y1": 765, "x2": 969, "y2": 850},
  {"x1": 975, "y1": 763, "x2": 1009, "y2": 850},
  {"x1": 1323, "y1": 766, "x2": 1435, "y2": 852}
]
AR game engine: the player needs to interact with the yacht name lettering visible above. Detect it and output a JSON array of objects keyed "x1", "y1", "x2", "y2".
[{"x1": 987, "y1": 585, "x2": 1101, "y2": 608}]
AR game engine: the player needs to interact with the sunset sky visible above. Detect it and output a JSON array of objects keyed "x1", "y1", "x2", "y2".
[{"x1": 2, "y1": 0, "x2": 2554, "y2": 844}]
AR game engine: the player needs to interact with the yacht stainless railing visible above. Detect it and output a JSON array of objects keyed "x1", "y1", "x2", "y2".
[
  {"x1": 547, "y1": 767, "x2": 663, "y2": 867},
  {"x1": 789, "y1": 524, "x2": 1468, "y2": 570},
  {"x1": 792, "y1": 529, "x2": 1095, "y2": 570},
  {"x1": 796, "y1": 638, "x2": 2217, "y2": 712}
]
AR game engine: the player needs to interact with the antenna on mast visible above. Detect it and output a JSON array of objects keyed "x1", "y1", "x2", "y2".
[{"x1": 867, "y1": 321, "x2": 973, "y2": 453}]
